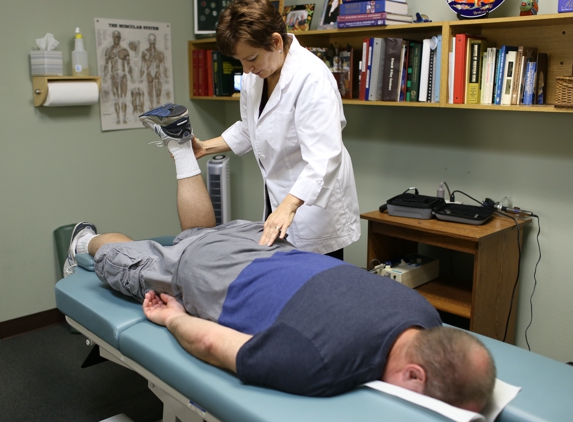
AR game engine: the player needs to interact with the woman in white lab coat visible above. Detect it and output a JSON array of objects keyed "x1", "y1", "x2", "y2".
[{"x1": 192, "y1": 0, "x2": 360, "y2": 257}]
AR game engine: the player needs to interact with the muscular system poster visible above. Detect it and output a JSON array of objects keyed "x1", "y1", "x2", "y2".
[{"x1": 95, "y1": 18, "x2": 174, "y2": 131}]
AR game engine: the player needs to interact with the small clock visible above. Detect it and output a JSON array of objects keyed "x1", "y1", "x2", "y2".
[{"x1": 445, "y1": 0, "x2": 505, "y2": 19}]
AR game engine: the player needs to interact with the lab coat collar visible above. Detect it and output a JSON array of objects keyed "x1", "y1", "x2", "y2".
[{"x1": 256, "y1": 34, "x2": 299, "y2": 122}]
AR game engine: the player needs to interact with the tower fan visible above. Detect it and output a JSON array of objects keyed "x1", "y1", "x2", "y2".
[{"x1": 207, "y1": 154, "x2": 231, "y2": 225}]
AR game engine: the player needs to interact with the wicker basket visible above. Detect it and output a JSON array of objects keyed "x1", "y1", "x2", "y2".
[{"x1": 555, "y1": 69, "x2": 573, "y2": 108}]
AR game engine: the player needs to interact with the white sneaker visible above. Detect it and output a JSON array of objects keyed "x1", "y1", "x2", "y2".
[
  {"x1": 63, "y1": 222, "x2": 97, "y2": 277},
  {"x1": 139, "y1": 103, "x2": 193, "y2": 147}
]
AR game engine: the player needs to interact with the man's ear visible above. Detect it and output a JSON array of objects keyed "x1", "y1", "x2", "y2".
[{"x1": 400, "y1": 364, "x2": 426, "y2": 394}]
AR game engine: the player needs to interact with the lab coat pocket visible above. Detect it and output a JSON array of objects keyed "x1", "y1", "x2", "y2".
[{"x1": 268, "y1": 109, "x2": 297, "y2": 150}]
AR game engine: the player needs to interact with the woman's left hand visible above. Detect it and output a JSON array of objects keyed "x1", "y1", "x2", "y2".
[{"x1": 259, "y1": 194, "x2": 303, "y2": 246}]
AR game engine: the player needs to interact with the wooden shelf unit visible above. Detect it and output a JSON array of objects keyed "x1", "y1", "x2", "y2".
[
  {"x1": 188, "y1": 13, "x2": 573, "y2": 112},
  {"x1": 360, "y1": 210, "x2": 530, "y2": 343}
]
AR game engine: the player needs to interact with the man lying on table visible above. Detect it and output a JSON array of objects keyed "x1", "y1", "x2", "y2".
[{"x1": 63, "y1": 104, "x2": 496, "y2": 412}]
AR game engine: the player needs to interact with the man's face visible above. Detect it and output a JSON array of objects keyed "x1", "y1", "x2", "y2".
[{"x1": 113, "y1": 31, "x2": 121, "y2": 45}]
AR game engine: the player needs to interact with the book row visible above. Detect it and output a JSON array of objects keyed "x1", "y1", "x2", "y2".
[
  {"x1": 337, "y1": 0, "x2": 412, "y2": 28},
  {"x1": 449, "y1": 34, "x2": 548, "y2": 106},
  {"x1": 359, "y1": 36, "x2": 442, "y2": 103},
  {"x1": 192, "y1": 49, "x2": 242, "y2": 97}
]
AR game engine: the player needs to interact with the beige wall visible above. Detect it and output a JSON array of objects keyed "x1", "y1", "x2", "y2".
[{"x1": 2, "y1": 0, "x2": 572, "y2": 367}]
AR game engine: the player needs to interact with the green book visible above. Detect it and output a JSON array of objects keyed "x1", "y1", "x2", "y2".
[
  {"x1": 213, "y1": 51, "x2": 242, "y2": 96},
  {"x1": 406, "y1": 41, "x2": 422, "y2": 102}
]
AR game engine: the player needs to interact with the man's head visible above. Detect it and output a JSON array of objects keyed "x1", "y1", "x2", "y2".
[{"x1": 385, "y1": 326, "x2": 496, "y2": 412}]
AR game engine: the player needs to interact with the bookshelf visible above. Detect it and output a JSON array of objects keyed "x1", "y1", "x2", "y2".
[{"x1": 188, "y1": 13, "x2": 573, "y2": 113}]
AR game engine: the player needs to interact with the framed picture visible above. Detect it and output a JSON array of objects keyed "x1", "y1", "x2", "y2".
[
  {"x1": 194, "y1": 0, "x2": 284, "y2": 35},
  {"x1": 319, "y1": 0, "x2": 339, "y2": 29},
  {"x1": 283, "y1": 4, "x2": 315, "y2": 32}
]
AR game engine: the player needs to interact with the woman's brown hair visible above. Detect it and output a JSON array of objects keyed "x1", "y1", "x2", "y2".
[{"x1": 216, "y1": 0, "x2": 291, "y2": 56}]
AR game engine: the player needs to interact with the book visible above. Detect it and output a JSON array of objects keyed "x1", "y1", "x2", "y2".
[
  {"x1": 198, "y1": 49, "x2": 206, "y2": 96},
  {"x1": 364, "y1": 38, "x2": 374, "y2": 100},
  {"x1": 406, "y1": 41, "x2": 422, "y2": 102},
  {"x1": 368, "y1": 38, "x2": 387, "y2": 101},
  {"x1": 480, "y1": 47, "x2": 496, "y2": 105},
  {"x1": 381, "y1": 37, "x2": 402, "y2": 101},
  {"x1": 493, "y1": 45, "x2": 517, "y2": 105},
  {"x1": 206, "y1": 50, "x2": 214, "y2": 97},
  {"x1": 398, "y1": 40, "x2": 409, "y2": 102},
  {"x1": 432, "y1": 35, "x2": 442, "y2": 103},
  {"x1": 359, "y1": 38, "x2": 370, "y2": 100},
  {"x1": 511, "y1": 46, "x2": 537, "y2": 105},
  {"x1": 427, "y1": 43, "x2": 435, "y2": 102},
  {"x1": 466, "y1": 40, "x2": 495, "y2": 104},
  {"x1": 448, "y1": 37, "x2": 455, "y2": 103},
  {"x1": 337, "y1": 18, "x2": 411, "y2": 28},
  {"x1": 212, "y1": 51, "x2": 242, "y2": 96},
  {"x1": 521, "y1": 60, "x2": 537, "y2": 105},
  {"x1": 337, "y1": 46, "x2": 354, "y2": 99},
  {"x1": 418, "y1": 38, "x2": 432, "y2": 102},
  {"x1": 337, "y1": 12, "x2": 411, "y2": 23},
  {"x1": 339, "y1": 0, "x2": 409, "y2": 15},
  {"x1": 516, "y1": 47, "x2": 538, "y2": 104},
  {"x1": 453, "y1": 33, "x2": 485, "y2": 104},
  {"x1": 192, "y1": 49, "x2": 199, "y2": 96},
  {"x1": 535, "y1": 52, "x2": 548, "y2": 104},
  {"x1": 500, "y1": 50, "x2": 517, "y2": 105}
]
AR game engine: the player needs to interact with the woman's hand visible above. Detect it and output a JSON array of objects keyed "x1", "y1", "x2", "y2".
[{"x1": 259, "y1": 194, "x2": 303, "y2": 247}]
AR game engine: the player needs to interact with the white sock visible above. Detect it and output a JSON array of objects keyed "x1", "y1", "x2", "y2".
[
  {"x1": 167, "y1": 140, "x2": 201, "y2": 179},
  {"x1": 76, "y1": 232, "x2": 98, "y2": 255}
]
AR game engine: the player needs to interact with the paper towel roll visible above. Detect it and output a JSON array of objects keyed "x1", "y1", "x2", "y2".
[{"x1": 43, "y1": 81, "x2": 99, "y2": 107}]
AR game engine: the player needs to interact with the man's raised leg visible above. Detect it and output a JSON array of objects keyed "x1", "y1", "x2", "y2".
[{"x1": 139, "y1": 103, "x2": 216, "y2": 230}]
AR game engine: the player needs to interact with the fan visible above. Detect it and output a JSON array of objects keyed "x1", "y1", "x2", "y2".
[{"x1": 445, "y1": 0, "x2": 506, "y2": 19}]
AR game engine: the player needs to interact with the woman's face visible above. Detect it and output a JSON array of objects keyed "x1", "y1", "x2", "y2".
[{"x1": 233, "y1": 36, "x2": 283, "y2": 79}]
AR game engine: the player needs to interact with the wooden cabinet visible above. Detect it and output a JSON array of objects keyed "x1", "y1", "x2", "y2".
[
  {"x1": 360, "y1": 210, "x2": 530, "y2": 343},
  {"x1": 188, "y1": 13, "x2": 573, "y2": 113}
]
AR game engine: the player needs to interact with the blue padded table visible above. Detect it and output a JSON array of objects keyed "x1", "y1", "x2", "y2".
[{"x1": 55, "y1": 250, "x2": 573, "y2": 422}]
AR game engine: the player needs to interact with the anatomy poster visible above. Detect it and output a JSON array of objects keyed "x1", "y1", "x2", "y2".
[{"x1": 95, "y1": 18, "x2": 174, "y2": 131}]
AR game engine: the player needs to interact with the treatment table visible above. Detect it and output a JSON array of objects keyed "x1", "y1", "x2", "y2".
[{"x1": 55, "y1": 238, "x2": 573, "y2": 422}]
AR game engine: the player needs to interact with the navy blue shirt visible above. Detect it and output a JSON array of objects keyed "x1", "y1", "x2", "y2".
[{"x1": 236, "y1": 265, "x2": 441, "y2": 396}]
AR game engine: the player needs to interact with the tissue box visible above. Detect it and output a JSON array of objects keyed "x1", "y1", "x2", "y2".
[
  {"x1": 558, "y1": 0, "x2": 573, "y2": 13},
  {"x1": 30, "y1": 50, "x2": 63, "y2": 76}
]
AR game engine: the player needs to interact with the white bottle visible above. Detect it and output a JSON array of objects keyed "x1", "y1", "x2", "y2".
[{"x1": 72, "y1": 27, "x2": 89, "y2": 76}]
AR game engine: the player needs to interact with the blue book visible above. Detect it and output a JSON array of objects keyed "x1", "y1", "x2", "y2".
[
  {"x1": 433, "y1": 35, "x2": 442, "y2": 103},
  {"x1": 340, "y1": 1, "x2": 386, "y2": 15},
  {"x1": 493, "y1": 45, "x2": 517, "y2": 105},
  {"x1": 522, "y1": 61, "x2": 537, "y2": 105},
  {"x1": 364, "y1": 38, "x2": 374, "y2": 100}
]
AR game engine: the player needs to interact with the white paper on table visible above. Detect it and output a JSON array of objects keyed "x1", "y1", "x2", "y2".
[{"x1": 364, "y1": 379, "x2": 521, "y2": 422}]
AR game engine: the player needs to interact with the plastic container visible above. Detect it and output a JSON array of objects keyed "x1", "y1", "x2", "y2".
[{"x1": 72, "y1": 27, "x2": 89, "y2": 76}]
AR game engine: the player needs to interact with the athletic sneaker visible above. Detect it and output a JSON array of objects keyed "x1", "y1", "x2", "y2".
[
  {"x1": 63, "y1": 222, "x2": 97, "y2": 278},
  {"x1": 139, "y1": 103, "x2": 193, "y2": 147}
]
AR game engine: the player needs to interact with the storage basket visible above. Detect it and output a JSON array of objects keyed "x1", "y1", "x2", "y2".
[{"x1": 554, "y1": 67, "x2": 573, "y2": 108}]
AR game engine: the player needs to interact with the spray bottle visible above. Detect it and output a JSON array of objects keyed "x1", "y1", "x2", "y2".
[{"x1": 72, "y1": 27, "x2": 89, "y2": 76}]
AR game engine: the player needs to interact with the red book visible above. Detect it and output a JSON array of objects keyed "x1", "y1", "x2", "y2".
[
  {"x1": 359, "y1": 38, "x2": 371, "y2": 101},
  {"x1": 206, "y1": 49, "x2": 214, "y2": 97},
  {"x1": 192, "y1": 50, "x2": 199, "y2": 96},
  {"x1": 197, "y1": 50, "x2": 205, "y2": 96},
  {"x1": 454, "y1": 34, "x2": 484, "y2": 104}
]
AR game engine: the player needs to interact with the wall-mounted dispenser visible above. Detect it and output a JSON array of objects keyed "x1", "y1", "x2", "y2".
[{"x1": 33, "y1": 76, "x2": 101, "y2": 107}]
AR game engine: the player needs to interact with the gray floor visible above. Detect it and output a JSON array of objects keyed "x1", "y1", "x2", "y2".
[{"x1": 0, "y1": 323, "x2": 163, "y2": 422}]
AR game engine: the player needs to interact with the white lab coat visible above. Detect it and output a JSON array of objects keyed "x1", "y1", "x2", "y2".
[{"x1": 222, "y1": 35, "x2": 360, "y2": 254}]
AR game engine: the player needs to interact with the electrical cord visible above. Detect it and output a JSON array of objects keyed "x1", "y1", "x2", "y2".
[
  {"x1": 446, "y1": 189, "x2": 541, "y2": 346},
  {"x1": 523, "y1": 215, "x2": 541, "y2": 351}
]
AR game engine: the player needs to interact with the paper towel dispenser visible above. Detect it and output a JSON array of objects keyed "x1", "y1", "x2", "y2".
[{"x1": 32, "y1": 76, "x2": 101, "y2": 107}]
